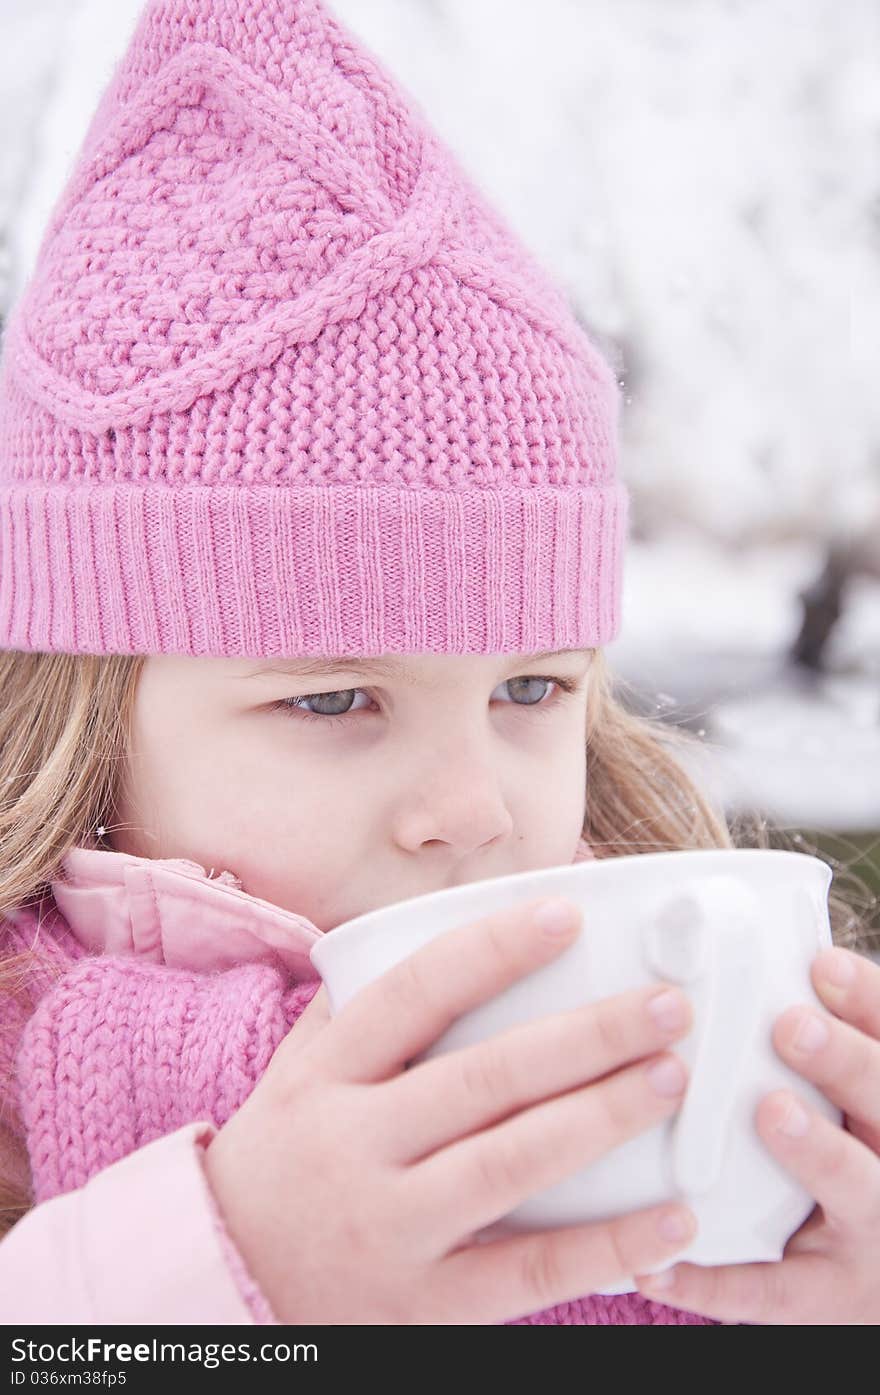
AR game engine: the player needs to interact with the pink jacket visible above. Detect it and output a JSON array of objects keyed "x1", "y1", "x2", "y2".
[{"x1": 0, "y1": 841, "x2": 714, "y2": 1325}]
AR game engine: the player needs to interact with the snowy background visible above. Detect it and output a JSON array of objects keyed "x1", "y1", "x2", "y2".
[{"x1": 1, "y1": 0, "x2": 878, "y2": 882}]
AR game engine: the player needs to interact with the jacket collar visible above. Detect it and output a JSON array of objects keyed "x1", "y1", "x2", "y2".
[
  {"x1": 50, "y1": 840, "x2": 323, "y2": 978},
  {"x1": 49, "y1": 835, "x2": 596, "y2": 978}
]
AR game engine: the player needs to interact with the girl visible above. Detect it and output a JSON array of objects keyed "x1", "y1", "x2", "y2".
[{"x1": 0, "y1": 0, "x2": 877, "y2": 1326}]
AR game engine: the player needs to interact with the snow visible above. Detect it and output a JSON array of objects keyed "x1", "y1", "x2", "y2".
[{"x1": 606, "y1": 533, "x2": 880, "y2": 826}]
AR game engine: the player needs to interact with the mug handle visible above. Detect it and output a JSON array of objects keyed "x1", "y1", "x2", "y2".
[{"x1": 644, "y1": 875, "x2": 767, "y2": 1196}]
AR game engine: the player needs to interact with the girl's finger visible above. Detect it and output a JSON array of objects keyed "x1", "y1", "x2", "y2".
[
  {"x1": 772, "y1": 1006, "x2": 880, "y2": 1140},
  {"x1": 309, "y1": 896, "x2": 585, "y2": 1083},
  {"x1": 811, "y1": 947, "x2": 880, "y2": 1040},
  {"x1": 400, "y1": 1050, "x2": 689, "y2": 1250},
  {"x1": 754, "y1": 1090, "x2": 880, "y2": 1234},
  {"x1": 378, "y1": 981, "x2": 692, "y2": 1161},
  {"x1": 436, "y1": 1199, "x2": 699, "y2": 1326},
  {"x1": 634, "y1": 1251, "x2": 836, "y2": 1325}
]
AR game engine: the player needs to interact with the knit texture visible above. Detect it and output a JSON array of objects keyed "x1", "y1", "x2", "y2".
[
  {"x1": 0, "y1": 0, "x2": 628, "y2": 658},
  {"x1": 6, "y1": 912, "x2": 716, "y2": 1326}
]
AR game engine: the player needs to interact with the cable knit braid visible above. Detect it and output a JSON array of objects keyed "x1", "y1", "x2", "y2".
[{"x1": 17, "y1": 957, "x2": 315, "y2": 1199}]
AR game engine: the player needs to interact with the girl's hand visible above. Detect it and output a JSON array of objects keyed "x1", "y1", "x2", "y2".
[
  {"x1": 203, "y1": 896, "x2": 698, "y2": 1325},
  {"x1": 635, "y1": 945, "x2": 880, "y2": 1324}
]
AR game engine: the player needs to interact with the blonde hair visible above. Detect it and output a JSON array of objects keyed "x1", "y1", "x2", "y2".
[{"x1": 0, "y1": 646, "x2": 876, "y2": 1239}]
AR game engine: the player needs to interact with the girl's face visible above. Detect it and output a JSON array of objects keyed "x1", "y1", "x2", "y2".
[{"x1": 110, "y1": 648, "x2": 594, "y2": 932}]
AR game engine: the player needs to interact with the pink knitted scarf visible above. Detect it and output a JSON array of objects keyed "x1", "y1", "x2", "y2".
[{"x1": 9, "y1": 894, "x2": 717, "y2": 1326}]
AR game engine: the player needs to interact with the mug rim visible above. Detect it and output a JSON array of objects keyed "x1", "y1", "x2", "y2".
[{"x1": 316, "y1": 846, "x2": 831, "y2": 952}]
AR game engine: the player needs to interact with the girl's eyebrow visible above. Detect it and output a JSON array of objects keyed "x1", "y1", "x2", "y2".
[{"x1": 241, "y1": 649, "x2": 589, "y2": 684}]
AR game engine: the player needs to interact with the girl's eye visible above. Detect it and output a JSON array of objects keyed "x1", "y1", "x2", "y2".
[{"x1": 269, "y1": 675, "x2": 581, "y2": 727}]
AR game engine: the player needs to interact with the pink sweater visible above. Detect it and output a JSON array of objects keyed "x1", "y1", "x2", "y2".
[{"x1": 0, "y1": 840, "x2": 716, "y2": 1325}]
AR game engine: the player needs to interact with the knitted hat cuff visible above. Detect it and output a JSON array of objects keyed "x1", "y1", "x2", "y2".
[
  {"x1": 0, "y1": 479, "x2": 627, "y2": 655},
  {"x1": 0, "y1": 0, "x2": 631, "y2": 659}
]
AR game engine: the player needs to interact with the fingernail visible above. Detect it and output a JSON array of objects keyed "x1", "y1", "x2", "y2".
[
  {"x1": 791, "y1": 1010, "x2": 829, "y2": 1054},
  {"x1": 776, "y1": 1097, "x2": 810, "y2": 1137},
  {"x1": 647, "y1": 1056, "x2": 687, "y2": 1096},
  {"x1": 647, "y1": 988, "x2": 689, "y2": 1033},
  {"x1": 818, "y1": 947, "x2": 856, "y2": 990},
  {"x1": 533, "y1": 898, "x2": 580, "y2": 937}
]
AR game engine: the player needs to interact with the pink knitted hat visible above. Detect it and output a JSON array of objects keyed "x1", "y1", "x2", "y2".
[{"x1": 0, "y1": 0, "x2": 628, "y2": 658}]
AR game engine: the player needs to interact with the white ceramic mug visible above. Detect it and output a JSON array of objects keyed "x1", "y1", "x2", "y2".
[{"x1": 310, "y1": 848, "x2": 841, "y2": 1295}]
